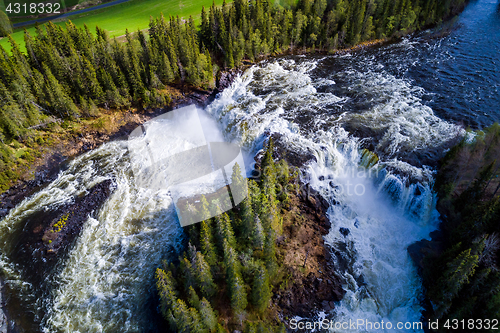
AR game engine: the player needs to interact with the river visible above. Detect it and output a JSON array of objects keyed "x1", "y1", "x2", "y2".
[{"x1": 1, "y1": 0, "x2": 499, "y2": 332}]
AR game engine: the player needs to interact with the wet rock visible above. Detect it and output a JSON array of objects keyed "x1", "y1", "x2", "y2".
[
  {"x1": 41, "y1": 179, "x2": 113, "y2": 254},
  {"x1": 339, "y1": 227, "x2": 350, "y2": 237},
  {"x1": 268, "y1": 132, "x2": 317, "y2": 168},
  {"x1": 9, "y1": 179, "x2": 114, "y2": 290},
  {"x1": 216, "y1": 68, "x2": 243, "y2": 92},
  {"x1": 321, "y1": 300, "x2": 332, "y2": 311},
  {"x1": 408, "y1": 239, "x2": 443, "y2": 271}
]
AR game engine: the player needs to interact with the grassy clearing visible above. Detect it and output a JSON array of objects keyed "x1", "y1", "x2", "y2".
[{"x1": 1, "y1": 0, "x2": 226, "y2": 52}]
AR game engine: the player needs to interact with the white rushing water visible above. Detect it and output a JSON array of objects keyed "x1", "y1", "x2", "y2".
[
  {"x1": 0, "y1": 56, "x2": 463, "y2": 332},
  {"x1": 205, "y1": 58, "x2": 463, "y2": 332}
]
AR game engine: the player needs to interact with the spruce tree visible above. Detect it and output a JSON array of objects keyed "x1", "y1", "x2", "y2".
[
  {"x1": 216, "y1": 211, "x2": 236, "y2": 249},
  {"x1": 188, "y1": 286, "x2": 201, "y2": 309},
  {"x1": 431, "y1": 248, "x2": 480, "y2": 318},
  {"x1": 41, "y1": 64, "x2": 79, "y2": 118},
  {"x1": 231, "y1": 162, "x2": 247, "y2": 205},
  {"x1": 156, "y1": 268, "x2": 178, "y2": 313},
  {"x1": 192, "y1": 251, "x2": 217, "y2": 298},
  {"x1": 252, "y1": 215, "x2": 265, "y2": 250},
  {"x1": 263, "y1": 227, "x2": 277, "y2": 276},
  {"x1": 188, "y1": 306, "x2": 207, "y2": 333},
  {"x1": 230, "y1": 275, "x2": 248, "y2": 314},
  {"x1": 199, "y1": 298, "x2": 218, "y2": 331},
  {"x1": 200, "y1": 219, "x2": 217, "y2": 266},
  {"x1": 251, "y1": 265, "x2": 272, "y2": 313}
]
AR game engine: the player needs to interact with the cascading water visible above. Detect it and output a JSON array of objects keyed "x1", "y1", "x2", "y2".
[
  {"x1": 0, "y1": 130, "x2": 185, "y2": 332},
  {"x1": 205, "y1": 58, "x2": 463, "y2": 332},
  {"x1": 0, "y1": 53, "x2": 464, "y2": 333},
  {"x1": 2, "y1": 0, "x2": 499, "y2": 329}
]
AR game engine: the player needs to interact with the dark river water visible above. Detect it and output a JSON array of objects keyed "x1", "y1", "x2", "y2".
[
  {"x1": 1, "y1": 1, "x2": 499, "y2": 332},
  {"x1": 323, "y1": 0, "x2": 500, "y2": 130}
]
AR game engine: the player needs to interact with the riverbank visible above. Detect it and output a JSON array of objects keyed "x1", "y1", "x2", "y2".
[
  {"x1": 0, "y1": 67, "x2": 245, "y2": 216},
  {"x1": 408, "y1": 124, "x2": 500, "y2": 331},
  {"x1": 0, "y1": 33, "x2": 387, "y2": 214},
  {"x1": 155, "y1": 139, "x2": 345, "y2": 332}
]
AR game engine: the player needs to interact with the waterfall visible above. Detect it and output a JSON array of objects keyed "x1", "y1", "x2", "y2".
[
  {"x1": 0, "y1": 56, "x2": 463, "y2": 332},
  {"x1": 205, "y1": 58, "x2": 462, "y2": 332}
]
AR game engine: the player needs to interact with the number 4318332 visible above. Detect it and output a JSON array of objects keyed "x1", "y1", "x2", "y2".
[
  {"x1": 444, "y1": 319, "x2": 498, "y2": 330},
  {"x1": 5, "y1": 2, "x2": 61, "y2": 14}
]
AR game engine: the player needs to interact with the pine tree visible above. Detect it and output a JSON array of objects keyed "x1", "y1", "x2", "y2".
[
  {"x1": 192, "y1": 251, "x2": 217, "y2": 298},
  {"x1": 216, "y1": 211, "x2": 236, "y2": 249},
  {"x1": 201, "y1": 7, "x2": 211, "y2": 48},
  {"x1": 260, "y1": 139, "x2": 281, "y2": 234},
  {"x1": 156, "y1": 268, "x2": 178, "y2": 313},
  {"x1": 231, "y1": 162, "x2": 247, "y2": 205},
  {"x1": 251, "y1": 265, "x2": 272, "y2": 313},
  {"x1": 263, "y1": 227, "x2": 277, "y2": 276},
  {"x1": 241, "y1": 196, "x2": 255, "y2": 241},
  {"x1": 188, "y1": 286, "x2": 201, "y2": 309},
  {"x1": 431, "y1": 248, "x2": 479, "y2": 318},
  {"x1": 230, "y1": 274, "x2": 248, "y2": 313},
  {"x1": 166, "y1": 36, "x2": 180, "y2": 79},
  {"x1": 0, "y1": 11, "x2": 12, "y2": 37},
  {"x1": 199, "y1": 297, "x2": 217, "y2": 331},
  {"x1": 248, "y1": 179, "x2": 261, "y2": 215},
  {"x1": 252, "y1": 215, "x2": 265, "y2": 250},
  {"x1": 200, "y1": 218, "x2": 217, "y2": 267},
  {"x1": 159, "y1": 51, "x2": 175, "y2": 84},
  {"x1": 180, "y1": 256, "x2": 196, "y2": 292},
  {"x1": 223, "y1": 238, "x2": 240, "y2": 280},
  {"x1": 168, "y1": 299, "x2": 194, "y2": 332},
  {"x1": 41, "y1": 64, "x2": 79, "y2": 118},
  {"x1": 188, "y1": 306, "x2": 208, "y2": 333}
]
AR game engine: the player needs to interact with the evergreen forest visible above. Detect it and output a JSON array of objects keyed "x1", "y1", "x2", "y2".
[
  {"x1": 0, "y1": 0, "x2": 467, "y2": 190},
  {"x1": 423, "y1": 123, "x2": 500, "y2": 331},
  {"x1": 156, "y1": 140, "x2": 294, "y2": 332}
]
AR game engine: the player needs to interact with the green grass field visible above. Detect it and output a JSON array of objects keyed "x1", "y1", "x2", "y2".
[{"x1": 1, "y1": 0, "x2": 226, "y2": 52}]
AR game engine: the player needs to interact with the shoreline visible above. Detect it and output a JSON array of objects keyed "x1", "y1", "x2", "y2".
[
  {"x1": 0, "y1": 70, "x2": 243, "y2": 217},
  {"x1": 0, "y1": 35, "x2": 390, "y2": 214},
  {"x1": 0, "y1": 19, "x2": 466, "y2": 328}
]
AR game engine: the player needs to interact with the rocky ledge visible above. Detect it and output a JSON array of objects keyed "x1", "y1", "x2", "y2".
[
  {"x1": 11, "y1": 179, "x2": 114, "y2": 279},
  {"x1": 41, "y1": 179, "x2": 114, "y2": 254},
  {"x1": 272, "y1": 184, "x2": 345, "y2": 322},
  {"x1": 253, "y1": 135, "x2": 346, "y2": 323},
  {"x1": 0, "y1": 179, "x2": 113, "y2": 332}
]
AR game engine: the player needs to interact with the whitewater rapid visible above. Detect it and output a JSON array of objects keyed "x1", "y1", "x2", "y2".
[
  {"x1": 0, "y1": 56, "x2": 463, "y2": 332},
  {"x1": 205, "y1": 58, "x2": 462, "y2": 332}
]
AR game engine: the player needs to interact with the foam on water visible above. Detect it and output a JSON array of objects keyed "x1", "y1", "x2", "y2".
[
  {"x1": 39, "y1": 112, "x2": 240, "y2": 331},
  {"x1": 1, "y1": 115, "x2": 238, "y2": 331},
  {"x1": 1, "y1": 55, "x2": 463, "y2": 332},
  {"x1": 206, "y1": 58, "x2": 461, "y2": 332}
]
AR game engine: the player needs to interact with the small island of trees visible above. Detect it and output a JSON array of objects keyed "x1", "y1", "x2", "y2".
[{"x1": 156, "y1": 140, "x2": 294, "y2": 332}]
